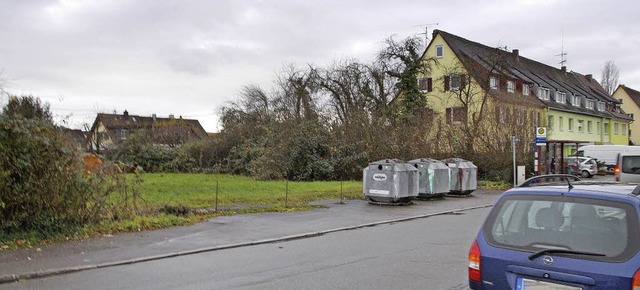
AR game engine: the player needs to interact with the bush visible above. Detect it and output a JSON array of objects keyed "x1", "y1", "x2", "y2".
[
  {"x1": 0, "y1": 96, "x2": 137, "y2": 241},
  {"x1": 107, "y1": 133, "x2": 197, "y2": 173}
]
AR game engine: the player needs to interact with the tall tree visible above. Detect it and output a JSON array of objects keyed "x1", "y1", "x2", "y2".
[
  {"x1": 600, "y1": 60, "x2": 619, "y2": 95},
  {"x1": 378, "y1": 35, "x2": 433, "y2": 117}
]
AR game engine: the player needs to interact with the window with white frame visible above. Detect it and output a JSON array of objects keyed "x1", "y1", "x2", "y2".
[
  {"x1": 573, "y1": 96, "x2": 582, "y2": 107},
  {"x1": 118, "y1": 129, "x2": 129, "y2": 140},
  {"x1": 418, "y1": 77, "x2": 432, "y2": 92},
  {"x1": 559, "y1": 116, "x2": 564, "y2": 131},
  {"x1": 568, "y1": 118, "x2": 574, "y2": 131},
  {"x1": 585, "y1": 99, "x2": 595, "y2": 110},
  {"x1": 604, "y1": 123, "x2": 609, "y2": 134},
  {"x1": 490, "y1": 76, "x2": 498, "y2": 90},
  {"x1": 496, "y1": 106, "x2": 507, "y2": 124},
  {"x1": 615, "y1": 123, "x2": 620, "y2": 135},
  {"x1": 577, "y1": 120, "x2": 583, "y2": 132},
  {"x1": 450, "y1": 74, "x2": 461, "y2": 91},
  {"x1": 587, "y1": 121, "x2": 593, "y2": 133},
  {"x1": 532, "y1": 111, "x2": 540, "y2": 126},
  {"x1": 436, "y1": 45, "x2": 443, "y2": 58},
  {"x1": 555, "y1": 92, "x2": 566, "y2": 104},
  {"x1": 538, "y1": 87, "x2": 550, "y2": 100},
  {"x1": 548, "y1": 115, "x2": 554, "y2": 130},
  {"x1": 623, "y1": 124, "x2": 627, "y2": 136},
  {"x1": 523, "y1": 84, "x2": 530, "y2": 95},
  {"x1": 507, "y1": 80, "x2": 515, "y2": 93},
  {"x1": 446, "y1": 106, "x2": 466, "y2": 124},
  {"x1": 597, "y1": 101, "x2": 606, "y2": 111}
]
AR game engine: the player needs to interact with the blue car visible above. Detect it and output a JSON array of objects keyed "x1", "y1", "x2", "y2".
[{"x1": 469, "y1": 175, "x2": 640, "y2": 289}]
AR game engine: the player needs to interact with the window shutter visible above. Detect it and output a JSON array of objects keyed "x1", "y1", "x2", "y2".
[
  {"x1": 460, "y1": 75, "x2": 467, "y2": 90},
  {"x1": 427, "y1": 78, "x2": 433, "y2": 92},
  {"x1": 445, "y1": 107, "x2": 452, "y2": 123},
  {"x1": 444, "y1": 75, "x2": 450, "y2": 91}
]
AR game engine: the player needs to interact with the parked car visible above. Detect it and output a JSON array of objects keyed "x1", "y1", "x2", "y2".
[
  {"x1": 468, "y1": 174, "x2": 640, "y2": 289},
  {"x1": 565, "y1": 157, "x2": 598, "y2": 178},
  {"x1": 616, "y1": 151, "x2": 640, "y2": 183}
]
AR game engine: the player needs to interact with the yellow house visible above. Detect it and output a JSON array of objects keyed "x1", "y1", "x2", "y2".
[
  {"x1": 613, "y1": 85, "x2": 640, "y2": 144},
  {"x1": 415, "y1": 30, "x2": 631, "y2": 172}
]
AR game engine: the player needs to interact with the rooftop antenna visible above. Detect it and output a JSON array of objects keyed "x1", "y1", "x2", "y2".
[
  {"x1": 556, "y1": 33, "x2": 567, "y2": 66},
  {"x1": 414, "y1": 23, "x2": 439, "y2": 43}
]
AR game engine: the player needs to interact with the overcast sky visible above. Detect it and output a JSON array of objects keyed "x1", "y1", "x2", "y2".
[{"x1": 1, "y1": 0, "x2": 639, "y2": 132}]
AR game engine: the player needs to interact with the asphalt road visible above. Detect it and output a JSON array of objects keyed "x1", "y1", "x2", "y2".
[{"x1": 1, "y1": 206, "x2": 491, "y2": 290}]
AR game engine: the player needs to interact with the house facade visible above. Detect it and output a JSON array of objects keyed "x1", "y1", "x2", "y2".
[
  {"x1": 417, "y1": 30, "x2": 631, "y2": 173},
  {"x1": 87, "y1": 111, "x2": 209, "y2": 153},
  {"x1": 613, "y1": 84, "x2": 640, "y2": 145}
]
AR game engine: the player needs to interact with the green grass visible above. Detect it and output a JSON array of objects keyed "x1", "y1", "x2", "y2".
[{"x1": 134, "y1": 173, "x2": 364, "y2": 211}]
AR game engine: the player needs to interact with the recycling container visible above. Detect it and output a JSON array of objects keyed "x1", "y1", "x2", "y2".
[
  {"x1": 363, "y1": 159, "x2": 418, "y2": 203},
  {"x1": 409, "y1": 158, "x2": 450, "y2": 198}
]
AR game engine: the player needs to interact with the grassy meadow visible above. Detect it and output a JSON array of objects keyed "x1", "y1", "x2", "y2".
[{"x1": 134, "y1": 173, "x2": 364, "y2": 211}]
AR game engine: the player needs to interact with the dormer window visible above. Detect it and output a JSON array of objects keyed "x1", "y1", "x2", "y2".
[
  {"x1": 507, "y1": 80, "x2": 515, "y2": 93},
  {"x1": 435, "y1": 45, "x2": 443, "y2": 58},
  {"x1": 597, "y1": 101, "x2": 606, "y2": 111},
  {"x1": 118, "y1": 129, "x2": 129, "y2": 140},
  {"x1": 523, "y1": 84, "x2": 530, "y2": 96},
  {"x1": 585, "y1": 99, "x2": 595, "y2": 110},
  {"x1": 571, "y1": 95, "x2": 582, "y2": 107},
  {"x1": 555, "y1": 92, "x2": 566, "y2": 104},
  {"x1": 489, "y1": 76, "x2": 498, "y2": 90},
  {"x1": 538, "y1": 87, "x2": 550, "y2": 100}
]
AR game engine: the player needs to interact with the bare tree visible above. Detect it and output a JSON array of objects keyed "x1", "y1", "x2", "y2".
[{"x1": 600, "y1": 60, "x2": 619, "y2": 95}]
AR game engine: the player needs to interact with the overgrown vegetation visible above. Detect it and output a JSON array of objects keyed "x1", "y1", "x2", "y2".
[
  {"x1": 100, "y1": 34, "x2": 533, "y2": 182},
  {"x1": 0, "y1": 96, "x2": 144, "y2": 245}
]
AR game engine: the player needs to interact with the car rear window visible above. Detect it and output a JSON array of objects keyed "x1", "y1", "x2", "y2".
[
  {"x1": 484, "y1": 194, "x2": 640, "y2": 262},
  {"x1": 621, "y1": 156, "x2": 640, "y2": 174}
]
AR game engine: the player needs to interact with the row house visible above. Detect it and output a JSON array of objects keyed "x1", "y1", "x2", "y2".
[
  {"x1": 415, "y1": 30, "x2": 631, "y2": 172},
  {"x1": 87, "y1": 110, "x2": 208, "y2": 153}
]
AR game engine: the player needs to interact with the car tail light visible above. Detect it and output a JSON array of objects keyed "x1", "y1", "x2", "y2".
[
  {"x1": 633, "y1": 269, "x2": 640, "y2": 290},
  {"x1": 615, "y1": 166, "x2": 620, "y2": 182},
  {"x1": 469, "y1": 240, "x2": 481, "y2": 282}
]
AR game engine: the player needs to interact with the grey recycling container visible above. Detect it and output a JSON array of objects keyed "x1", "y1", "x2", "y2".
[
  {"x1": 408, "y1": 158, "x2": 450, "y2": 198},
  {"x1": 363, "y1": 159, "x2": 418, "y2": 203},
  {"x1": 441, "y1": 158, "x2": 477, "y2": 195}
]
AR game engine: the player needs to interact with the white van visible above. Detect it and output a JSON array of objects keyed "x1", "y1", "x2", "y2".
[
  {"x1": 615, "y1": 151, "x2": 640, "y2": 182},
  {"x1": 578, "y1": 145, "x2": 640, "y2": 171}
]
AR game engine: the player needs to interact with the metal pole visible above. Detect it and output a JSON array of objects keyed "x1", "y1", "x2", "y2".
[
  {"x1": 215, "y1": 178, "x2": 219, "y2": 212},
  {"x1": 512, "y1": 136, "x2": 517, "y2": 187},
  {"x1": 285, "y1": 179, "x2": 289, "y2": 208},
  {"x1": 340, "y1": 180, "x2": 344, "y2": 204}
]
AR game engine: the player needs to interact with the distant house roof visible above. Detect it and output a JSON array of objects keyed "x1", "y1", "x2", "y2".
[
  {"x1": 618, "y1": 85, "x2": 640, "y2": 108},
  {"x1": 59, "y1": 127, "x2": 88, "y2": 148},
  {"x1": 90, "y1": 111, "x2": 208, "y2": 146},
  {"x1": 431, "y1": 30, "x2": 631, "y2": 121}
]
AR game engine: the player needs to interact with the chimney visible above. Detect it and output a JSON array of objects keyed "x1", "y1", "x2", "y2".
[
  {"x1": 169, "y1": 114, "x2": 174, "y2": 119},
  {"x1": 512, "y1": 49, "x2": 519, "y2": 60},
  {"x1": 152, "y1": 114, "x2": 157, "y2": 121},
  {"x1": 123, "y1": 110, "x2": 129, "y2": 117},
  {"x1": 561, "y1": 66, "x2": 566, "y2": 73},
  {"x1": 586, "y1": 74, "x2": 593, "y2": 82}
]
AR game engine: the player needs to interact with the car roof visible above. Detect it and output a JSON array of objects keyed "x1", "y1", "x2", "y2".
[
  {"x1": 513, "y1": 174, "x2": 640, "y2": 202},
  {"x1": 506, "y1": 183, "x2": 640, "y2": 204}
]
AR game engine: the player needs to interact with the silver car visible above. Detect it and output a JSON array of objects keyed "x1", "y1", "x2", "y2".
[{"x1": 565, "y1": 157, "x2": 598, "y2": 178}]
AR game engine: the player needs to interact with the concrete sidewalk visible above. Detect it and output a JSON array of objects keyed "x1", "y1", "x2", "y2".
[{"x1": 0, "y1": 190, "x2": 502, "y2": 283}]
